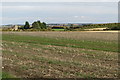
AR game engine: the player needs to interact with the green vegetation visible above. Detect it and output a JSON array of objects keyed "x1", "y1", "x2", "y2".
[
  {"x1": 2, "y1": 72, "x2": 14, "y2": 78},
  {"x1": 2, "y1": 32, "x2": 118, "y2": 78},
  {"x1": 81, "y1": 23, "x2": 119, "y2": 30},
  {"x1": 16, "y1": 20, "x2": 47, "y2": 31},
  {"x1": 24, "y1": 21, "x2": 30, "y2": 29},
  {"x1": 2, "y1": 34, "x2": 117, "y2": 52},
  {"x1": 32, "y1": 21, "x2": 47, "y2": 29},
  {"x1": 52, "y1": 29, "x2": 65, "y2": 31},
  {"x1": 2, "y1": 21, "x2": 120, "y2": 31}
]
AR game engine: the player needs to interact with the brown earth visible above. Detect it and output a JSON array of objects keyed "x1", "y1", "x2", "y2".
[{"x1": 2, "y1": 31, "x2": 118, "y2": 78}]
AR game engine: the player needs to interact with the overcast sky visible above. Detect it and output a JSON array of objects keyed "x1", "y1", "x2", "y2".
[
  {"x1": 1, "y1": 1, "x2": 119, "y2": 25},
  {"x1": 1, "y1": 0, "x2": 119, "y2": 2}
]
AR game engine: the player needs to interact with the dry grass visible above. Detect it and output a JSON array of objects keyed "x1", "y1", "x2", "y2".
[
  {"x1": 2, "y1": 31, "x2": 118, "y2": 78},
  {"x1": 3, "y1": 31, "x2": 118, "y2": 42}
]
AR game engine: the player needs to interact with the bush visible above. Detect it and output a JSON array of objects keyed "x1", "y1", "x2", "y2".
[{"x1": 110, "y1": 26, "x2": 120, "y2": 30}]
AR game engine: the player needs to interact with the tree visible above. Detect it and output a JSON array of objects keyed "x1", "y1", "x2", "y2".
[
  {"x1": 24, "y1": 21, "x2": 30, "y2": 29},
  {"x1": 32, "y1": 21, "x2": 39, "y2": 29},
  {"x1": 70, "y1": 24, "x2": 74, "y2": 29},
  {"x1": 37, "y1": 21, "x2": 42, "y2": 29},
  {"x1": 31, "y1": 20, "x2": 47, "y2": 30},
  {"x1": 42, "y1": 22, "x2": 47, "y2": 29}
]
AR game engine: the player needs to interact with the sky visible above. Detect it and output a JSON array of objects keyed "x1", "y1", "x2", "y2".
[
  {"x1": 0, "y1": 0, "x2": 119, "y2": 25},
  {"x1": 1, "y1": 0, "x2": 119, "y2": 2}
]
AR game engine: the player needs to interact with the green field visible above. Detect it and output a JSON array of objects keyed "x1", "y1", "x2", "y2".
[
  {"x1": 52, "y1": 29, "x2": 65, "y2": 31},
  {"x1": 2, "y1": 32, "x2": 118, "y2": 78}
]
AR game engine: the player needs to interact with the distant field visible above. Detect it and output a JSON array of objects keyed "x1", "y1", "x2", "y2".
[
  {"x1": 2, "y1": 31, "x2": 118, "y2": 78},
  {"x1": 52, "y1": 29, "x2": 65, "y2": 31}
]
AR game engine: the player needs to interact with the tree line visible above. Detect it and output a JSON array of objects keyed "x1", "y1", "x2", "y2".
[
  {"x1": 80, "y1": 23, "x2": 120, "y2": 30},
  {"x1": 19, "y1": 21, "x2": 120, "y2": 31},
  {"x1": 23, "y1": 21, "x2": 47, "y2": 30}
]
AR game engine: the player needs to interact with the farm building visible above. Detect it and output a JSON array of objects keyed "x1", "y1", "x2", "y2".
[
  {"x1": 11, "y1": 25, "x2": 19, "y2": 31},
  {"x1": 2, "y1": 25, "x2": 21, "y2": 31}
]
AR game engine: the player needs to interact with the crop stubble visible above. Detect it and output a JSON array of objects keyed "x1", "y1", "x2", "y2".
[{"x1": 2, "y1": 31, "x2": 118, "y2": 78}]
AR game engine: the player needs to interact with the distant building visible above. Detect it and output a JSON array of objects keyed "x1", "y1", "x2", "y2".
[
  {"x1": 2, "y1": 24, "x2": 23, "y2": 31},
  {"x1": 10, "y1": 25, "x2": 19, "y2": 31}
]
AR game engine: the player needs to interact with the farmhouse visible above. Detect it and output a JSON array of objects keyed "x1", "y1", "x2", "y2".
[
  {"x1": 2, "y1": 25, "x2": 21, "y2": 31},
  {"x1": 11, "y1": 25, "x2": 19, "y2": 31}
]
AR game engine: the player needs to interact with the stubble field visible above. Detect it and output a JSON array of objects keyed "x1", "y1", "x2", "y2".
[{"x1": 2, "y1": 31, "x2": 119, "y2": 78}]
